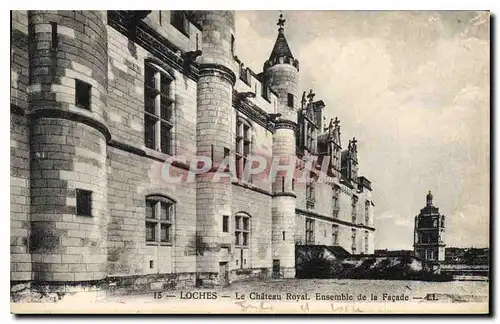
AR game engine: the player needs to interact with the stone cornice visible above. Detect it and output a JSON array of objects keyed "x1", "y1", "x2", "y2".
[
  {"x1": 296, "y1": 208, "x2": 376, "y2": 231},
  {"x1": 199, "y1": 63, "x2": 236, "y2": 86},
  {"x1": 232, "y1": 90, "x2": 275, "y2": 133},
  {"x1": 273, "y1": 192, "x2": 297, "y2": 199},
  {"x1": 28, "y1": 108, "x2": 111, "y2": 142},
  {"x1": 231, "y1": 180, "x2": 273, "y2": 196},
  {"x1": 108, "y1": 139, "x2": 146, "y2": 156},
  {"x1": 107, "y1": 10, "x2": 200, "y2": 82},
  {"x1": 275, "y1": 119, "x2": 297, "y2": 132}
]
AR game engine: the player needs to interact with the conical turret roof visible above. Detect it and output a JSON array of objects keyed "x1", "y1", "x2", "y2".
[{"x1": 269, "y1": 30, "x2": 294, "y2": 61}]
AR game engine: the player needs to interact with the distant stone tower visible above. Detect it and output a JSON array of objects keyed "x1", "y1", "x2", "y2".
[
  {"x1": 191, "y1": 11, "x2": 237, "y2": 286},
  {"x1": 28, "y1": 11, "x2": 109, "y2": 285},
  {"x1": 414, "y1": 191, "x2": 446, "y2": 261},
  {"x1": 264, "y1": 14, "x2": 300, "y2": 278}
]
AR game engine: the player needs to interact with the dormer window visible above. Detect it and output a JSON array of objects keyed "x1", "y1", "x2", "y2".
[
  {"x1": 171, "y1": 11, "x2": 189, "y2": 37},
  {"x1": 305, "y1": 123, "x2": 315, "y2": 153}
]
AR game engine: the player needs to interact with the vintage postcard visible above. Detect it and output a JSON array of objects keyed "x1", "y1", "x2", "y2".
[{"x1": 10, "y1": 10, "x2": 490, "y2": 314}]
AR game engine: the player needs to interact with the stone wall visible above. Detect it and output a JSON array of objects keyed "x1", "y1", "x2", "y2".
[
  {"x1": 27, "y1": 10, "x2": 109, "y2": 283},
  {"x1": 264, "y1": 64, "x2": 299, "y2": 122},
  {"x1": 11, "y1": 10, "x2": 31, "y2": 283},
  {"x1": 232, "y1": 185, "x2": 272, "y2": 271},
  {"x1": 10, "y1": 10, "x2": 376, "y2": 294}
]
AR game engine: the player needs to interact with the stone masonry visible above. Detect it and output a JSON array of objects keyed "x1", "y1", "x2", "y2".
[{"x1": 10, "y1": 10, "x2": 376, "y2": 297}]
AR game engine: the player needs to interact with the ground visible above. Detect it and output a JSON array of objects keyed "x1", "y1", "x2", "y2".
[{"x1": 11, "y1": 279, "x2": 489, "y2": 314}]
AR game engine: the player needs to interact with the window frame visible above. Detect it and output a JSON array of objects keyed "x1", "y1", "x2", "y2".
[
  {"x1": 287, "y1": 93, "x2": 294, "y2": 108},
  {"x1": 302, "y1": 121, "x2": 316, "y2": 153},
  {"x1": 364, "y1": 200, "x2": 370, "y2": 224},
  {"x1": 235, "y1": 214, "x2": 250, "y2": 248},
  {"x1": 76, "y1": 189, "x2": 92, "y2": 217},
  {"x1": 351, "y1": 228, "x2": 357, "y2": 253},
  {"x1": 332, "y1": 186, "x2": 340, "y2": 218},
  {"x1": 364, "y1": 231, "x2": 369, "y2": 253},
  {"x1": 222, "y1": 215, "x2": 229, "y2": 233},
  {"x1": 351, "y1": 195, "x2": 358, "y2": 223},
  {"x1": 235, "y1": 117, "x2": 252, "y2": 181},
  {"x1": 144, "y1": 61, "x2": 175, "y2": 155},
  {"x1": 170, "y1": 11, "x2": 190, "y2": 37},
  {"x1": 306, "y1": 174, "x2": 315, "y2": 209},
  {"x1": 305, "y1": 218, "x2": 315, "y2": 244},
  {"x1": 332, "y1": 224, "x2": 339, "y2": 246},
  {"x1": 145, "y1": 196, "x2": 175, "y2": 245},
  {"x1": 75, "y1": 79, "x2": 92, "y2": 110}
]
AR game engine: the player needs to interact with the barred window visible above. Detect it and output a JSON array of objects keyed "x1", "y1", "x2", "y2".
[
  {"x1": 235, "y1": 214, "x2": 250, "y2": 247},
  {"x1": 145, "y1": 196, "x2": 174, "y2": 244},
  {"x1": 305, "y1": 218, "x2": 315, "y2": 244},
  {"x1": 235, "y1": 117, "x2": 251, "y2": 180},
  {"x1": 144, "y1": 61, "x2": 174, "y2": 154}
]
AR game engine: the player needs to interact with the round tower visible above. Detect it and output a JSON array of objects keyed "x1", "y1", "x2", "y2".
[
  {"x1": 263, "y1": 13, "x2": 300, "y2": 123},
  {"x1": 28, "y1": 10, "x2": 109, "y2": 289},
  {"x1": 265, "y1": 13, "x2": 299, "y2": 279},
  {"x1": 190, "y1": 11, "x2": 236, "y2": 286}
]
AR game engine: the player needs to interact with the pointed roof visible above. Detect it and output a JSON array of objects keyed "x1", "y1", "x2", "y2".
[
  {"x1": 268, "y1": 13, "x2": 295, "y2": 61},
  {"x1": 269, "y1": 31, "x2": 294, "y2": 61}
]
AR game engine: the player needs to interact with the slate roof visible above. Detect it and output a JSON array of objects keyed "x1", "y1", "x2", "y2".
[{"x1": 268, "y1": 31, "x2": 294, "y2": 61}]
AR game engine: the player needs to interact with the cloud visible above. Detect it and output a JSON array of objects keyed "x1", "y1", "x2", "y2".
[{"x1": 235, "y1": 11, "x2": 489, "y2": 249}]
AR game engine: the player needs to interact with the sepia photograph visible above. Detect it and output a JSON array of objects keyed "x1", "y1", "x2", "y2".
[{"x1": 9, "y1": 8, "x2": 491, "y2": 314}]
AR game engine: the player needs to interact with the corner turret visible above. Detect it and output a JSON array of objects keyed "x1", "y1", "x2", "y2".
[{"x1": 263, "y1": 13, "x2": 300, "y2": 123}]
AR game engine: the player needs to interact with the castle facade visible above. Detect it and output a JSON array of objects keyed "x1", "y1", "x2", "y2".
[{"x1": 10, "y1": 10, "x2": 375, "y2": 293}]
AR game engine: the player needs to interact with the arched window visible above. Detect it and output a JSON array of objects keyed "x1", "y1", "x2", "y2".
[
  {"x1": 235, "y1": 116, "x2": 252, "y2": 180},
  {"x1": 145, "y1": 195, "x2": 175, "y2": 244},
  {"x1": 144, "y1": 60, "x2": 175, "y2": 154}
]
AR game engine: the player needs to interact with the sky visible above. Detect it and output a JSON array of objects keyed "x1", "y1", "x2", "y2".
[{"x1": 234, "y1": 11, "x2": 490, "y2": 250}]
